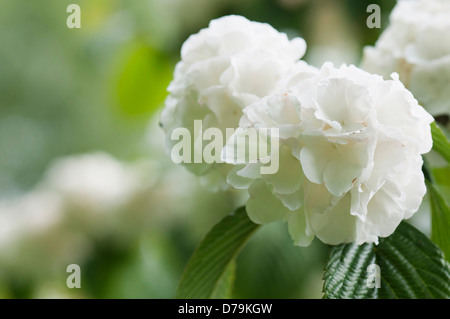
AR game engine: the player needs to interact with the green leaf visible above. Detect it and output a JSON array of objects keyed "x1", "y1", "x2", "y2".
[
  {"x1": 323, "y1": 222, "x2": 450, "y2": 299},
  {"x1": 210, "y1": 260, "x2": 236, "y2": 299},
  {"x1": 432, "y1": 166, "x2": 450, "y2": 188},
  {"x1": 431, "y1": 122, "x2": 450, "y2": 163},
  {"x1": 428, "y1": 180, "x2": 450, "y2": 262},
  {"x1": 176, "y1": 207, "x2": 260, "y2": 299}
]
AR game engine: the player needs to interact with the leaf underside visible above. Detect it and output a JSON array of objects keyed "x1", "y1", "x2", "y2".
[{"x1": 324, "y1": 222, "x2": 450, "y2": 299}]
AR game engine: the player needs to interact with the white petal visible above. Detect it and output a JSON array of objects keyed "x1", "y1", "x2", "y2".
[
  {"x1": 308, "y1": 193, "x2": 357, "y2": 245},
  {"x1": 299, "y1": 136, "x2": 330, "y2": 185},
  {"x1": 262, "y1": 146, "x2": 303, "y2": 195},
  {"x1": 276, "y1": 186, "x2": 304, "y2": 211},
  {"x1": 246, "y1": 179, "x2": 290, "y2": 224},
  {"x1": 287, "y1": 208, "x2": 314, "y2": 247},
  {"x1": 227, "y1": 165, "x2": 253, "y2": 189}
]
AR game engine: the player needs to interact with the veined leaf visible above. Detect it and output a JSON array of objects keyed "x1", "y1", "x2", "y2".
[
  {"x1": 323, "y1": 222, "x2": 450, "y2": 299},
  {"x1": 176, "y1": 207, "x2": 260, "y2": 299},
  {"x1": 210, "y1": 260, "x2": 236, "y2": 299}
]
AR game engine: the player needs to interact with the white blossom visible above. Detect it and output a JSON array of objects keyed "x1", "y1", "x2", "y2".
[
  {"x1": 362, "y1": 0, "x2": 450, "y2": 116},
  {"x1": 160, "y1": 15, "x2": 308, "y2": 190},
  {"x1": 42, "y1": 153, "x2": 143, "y2": 212},
  {"x1": 224, "y1": 63, "x2": 433, "y2": 245}
]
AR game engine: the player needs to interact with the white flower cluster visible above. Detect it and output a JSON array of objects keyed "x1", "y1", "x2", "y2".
[
  {"x1": 160, "y1": 15, "x2": 308, "y2": 190},
  {"x1": 224, "y1": 63, "x2": 433, "y2": 245},
  {"x1": 362, "y1": 0, "x2": 450, "y2": 116},
  {"x1": 161, "y1": 15, "x2": 434, "y2": 245},
  {"x1": 0, "y1": 153, "x2": 148, "y2": 260},
  {"x1": 0, "y1": 147, "x2": 242, "y2": 295}
]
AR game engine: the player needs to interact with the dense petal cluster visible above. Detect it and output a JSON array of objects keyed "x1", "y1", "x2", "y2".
[
  {"x1": 160, "y1": 15, "x2": 307, "y2": 190},
  {"x1": 362, "y1": 0, "x2": 450, "y2": 116},
  {"x1": 161, "y1": 15, "x2": 434, "y2": 245},
  {"x1": 224, "y1": 63, "x2": 433, "y2": 245}
]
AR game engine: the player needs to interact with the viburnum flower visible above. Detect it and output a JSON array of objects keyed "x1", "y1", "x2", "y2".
[
  {"x1": 362, "y1": 0, "x2": 450, "y2": 117},
  {"x1": 223, "y1": 63, "x2": 433, "y2": 245},
  {"x1": 160, "y1": 15, "x2": 308, "y2": 190}
]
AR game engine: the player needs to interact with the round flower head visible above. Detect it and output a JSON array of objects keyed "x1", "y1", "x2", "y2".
[
  {"x1": 160, "y1": 15, "x2": 308, "y2": 190},
  {"x1": 223, "y1": 63, "x2": 433, "y2": 245},
  {"x1": 362, "y1": 0, "x2": 450, "y2": 116}
]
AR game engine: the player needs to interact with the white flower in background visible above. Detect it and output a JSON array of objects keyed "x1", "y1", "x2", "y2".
[
  {"x1": 224, "y1": 63, "x2": 433, "y2": 245},
  {"x1": 160, "y1": 15, "x2": 308, "y2": 190},
  {"x1": 0, "y1": 191, "x2": 63, "y2": 251},
  {"x1": 362, "y1": 0, "x2": 450, "y2": 116},
  {"x1": 42, "y1": 153, "x2": 144, "y2": 212},
  {"x1": 0, "y1": 135, "x2": 244, "y2": 291},
  {"x1": 0, "y1": 153, "x2": 149, "y2": 275}
]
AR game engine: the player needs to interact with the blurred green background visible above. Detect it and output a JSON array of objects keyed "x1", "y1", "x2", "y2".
[{"x1": 0, "y1": 0, "x2": 398, "y2": 298}]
